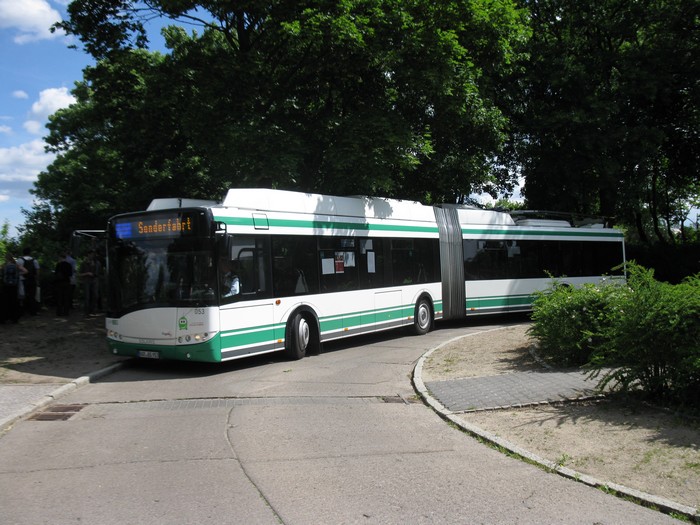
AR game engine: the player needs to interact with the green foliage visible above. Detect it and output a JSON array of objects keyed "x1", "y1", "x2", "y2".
[
  {"x1": 36, "y1": 49, "x2": 217, "y2": 232},
  {"x1": 529, "y1": 262, "x2": 700, "y2": 406},
  {"x1": 0, "y1": 221, "x2": 9, "y2": 260},
  {"x1": 0, "y1": 221, "x2": 21, "y2": 261},
  {"x1": 18, "y1": 0, "x2": 698, "y2": 260},
  {"x1": 529, "y1": 278, "x2": 626, "y2": 367},
  {"x1": 488, "y1": 198, "x2": 526, "y2": 211},
  {"x1": 35, "y1": 0, "x2": 529, "y2": 245},
  {"x1": 593, "y1": 265, "x2": 700, "y2": 407},
  {"x1": 517, "y1": 0, "x2": 700, "y2": 243}
]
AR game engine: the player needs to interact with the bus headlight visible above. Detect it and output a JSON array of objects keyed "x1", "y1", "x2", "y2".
[{"x1": 177, "y1": 332, "x2": 213, "y2": 345}]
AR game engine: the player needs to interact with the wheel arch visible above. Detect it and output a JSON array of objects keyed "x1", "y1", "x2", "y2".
[
  {"x1": 412, "y1": 290, "x2": 436, "y2": 332},
  {"x1": 284, "y1": 304, "x2": 321, "y2": 354}
]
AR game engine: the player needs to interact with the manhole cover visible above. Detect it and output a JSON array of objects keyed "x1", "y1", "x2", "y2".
[{"x1": 28, "y1": 404, "x2": 86, "y2": 421}]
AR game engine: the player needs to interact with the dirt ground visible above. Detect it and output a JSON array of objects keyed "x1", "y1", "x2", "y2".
[
  {"x1": 422, "y1": 323, "x2": 700, "y2": 514},
  {"x1": 0, "y1": 313, "x2": 125, "y2": 384},
  {"x1": 2, "y1": 313, "x2": 698, "y2": 515}
]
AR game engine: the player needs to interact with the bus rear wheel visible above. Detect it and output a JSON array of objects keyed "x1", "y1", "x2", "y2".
[
  {"x1": 413, "y1": 297, "x2": 433, "y2": 335},
  {"x1": 286, "y1": 312, "x2": 313, "y2": 360}
]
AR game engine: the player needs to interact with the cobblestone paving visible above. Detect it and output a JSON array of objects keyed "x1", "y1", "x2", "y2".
[{"x1": 424, "y1": 370, "x2": 599, "y2": 412}]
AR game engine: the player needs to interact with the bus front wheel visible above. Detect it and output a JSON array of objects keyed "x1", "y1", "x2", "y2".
[
  {"x1": 413, "y1": 297, "x2": 433, "y2": 335},
  {"x1": 286, "y1": 312, "x2": 312, "y2": 360}
]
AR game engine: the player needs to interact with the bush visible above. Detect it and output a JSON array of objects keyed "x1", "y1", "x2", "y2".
[
  {"x1": 528, "y1": 278, "x2": 626, "y2": 367},
  {"x1": 529, "y1": 262, "x2": 700, "y2": 407},
  {"x1": 593, "y1": 265, "x2": 700, "y2": 406}
]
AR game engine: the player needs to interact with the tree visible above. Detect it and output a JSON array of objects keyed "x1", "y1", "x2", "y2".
[
  {"x1": 36, "y1": 49, "x2": 216, "y2": 230},
  {"x1": 0, "y1": 221, "x2": 19, "y2": 261},
  {"x1": 32, "y1": 0, "x2": 528, "y2": 240},
  {"x1": 517, "y1": 0, "x2": 699, "y2": 243}
]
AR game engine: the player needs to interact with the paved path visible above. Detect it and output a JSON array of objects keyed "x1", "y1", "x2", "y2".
[
  {"x1": 413, "y1": 352, "x2": 698, "y2": 521},
  {"x1": 0, "y1": 364, "x2": 122, "y2": 432},
  {"x1": 424, "y1": 370, "x2": 599, "y2": 412},
  {"x1": 1, "y1": 331, "x2": 697, "y2": 521},
  {"x1": 0, "y1": 384, "x2": 64, "y2": 425}
]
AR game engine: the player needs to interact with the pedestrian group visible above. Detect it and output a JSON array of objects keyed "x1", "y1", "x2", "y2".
[{"x1": 0, "y1": 247, "x2": 102, "y2": 322}]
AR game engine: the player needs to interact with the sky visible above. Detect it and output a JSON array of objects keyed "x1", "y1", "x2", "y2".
[{"x1": 0, "y1": 0, "x2": 90, "y2": 236}]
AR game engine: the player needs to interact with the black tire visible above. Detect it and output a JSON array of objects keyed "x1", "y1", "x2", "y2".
[
  {"x1": 413, "y1": 297, "x2": 432, "y2": 335},
  {"x1": 285, "y1": 312, "x2": 312, "y2": 360}
]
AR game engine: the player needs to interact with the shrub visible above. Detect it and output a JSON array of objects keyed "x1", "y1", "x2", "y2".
[
  {"x1": 529, "y1": 262, "x2": 700, "y2": 407},
  {"x1": 593, "y1": 265, "x2": 700, "y2": 406},
  {"x1": 528, "y1": 278, "x2": 626, "y2": 367}
]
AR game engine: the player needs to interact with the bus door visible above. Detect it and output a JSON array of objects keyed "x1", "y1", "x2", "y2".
[{"x1": 218, "y1": 236, "x2": 276, "y2": 359}]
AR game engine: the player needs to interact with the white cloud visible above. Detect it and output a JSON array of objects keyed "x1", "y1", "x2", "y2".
[
  {"x1": 0, "y1": 125, "x2": 11, "y2": 134},
  {"x1": 21, "y1": 87, "x2": 75, "y2": 135},
  {"x1": 0, "y1": 140, "x2": 54, "y2": 232},
  {"x1": 23, "y1": 120, "x2": 43, "y2": 135},
  {"x1": 12, "y1": 90, "x2": 29, "y2": 99},
  {"x1": 0, "y1": 0, "x2": 63, "y2": 43},
  {"x1": 0, "y1": 139, "x2": 54, "y2": 183},
  {"x1": 30, "y1": 87, "x2": 75, "y2": 120}
]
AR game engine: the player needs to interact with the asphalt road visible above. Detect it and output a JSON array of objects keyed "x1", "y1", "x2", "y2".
[{"x1": 0, "y1": 321, "x2": 679, "y2": 524}]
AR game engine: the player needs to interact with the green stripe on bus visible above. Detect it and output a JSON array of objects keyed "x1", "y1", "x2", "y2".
[
  {"x1": 461, "y1": 228, "x2": 623, "y2": 238},
  {"x1": 107, "y1": 337, "x2": 222, "y2": 363},
  {"x1": 220, "y1": 326, "x2": 282, "y2": 349},
  {"x1": 466, "y1": 294, "x2": 533, "y2": 309},
  {"x1": 215, "y1": 215, "x2": 439, "y2": 234},
  {"x1": 202, "y1": 295, "x2": 520, "y2": 354},
  {"x1": 215, "y1": 215, "x2": 622, "y2": 239},
  {"x1": 218, "y1": 302, "x2": 421, "y2": 350}
]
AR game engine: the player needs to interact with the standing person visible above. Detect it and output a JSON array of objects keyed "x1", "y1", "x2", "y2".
[
  {"x1": 54, "y1": 253, "x2": 73, "y2": 316},
  {"x1": 79, "y1": 250, "x2": 100, "y2": 315},
  {"x1": 18, "y1": 248, "x2": 40, "y2": 316},
  {"x1": 65, "y1": 251, "x2": 77, "y2": 310},
  {"x1": 2, "y1": 253, "x2": 27, "y2": 323}
]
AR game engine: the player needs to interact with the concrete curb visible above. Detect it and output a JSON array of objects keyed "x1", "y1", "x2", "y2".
[
  {"x1": 0, "y1": 361, "x2": 128, "y2": 433},
  {"x1": 412, "y1": 327, "x2": 699, "y2": 522}
]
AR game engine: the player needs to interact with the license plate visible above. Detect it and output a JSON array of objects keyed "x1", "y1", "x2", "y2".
[{"x1": 137, "y1": 350, "x2": 160, "y2": 359}]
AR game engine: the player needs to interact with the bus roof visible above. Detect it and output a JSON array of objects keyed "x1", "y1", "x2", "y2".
[
  {"x1": 147, "y1": 198, "x2": 218, "y2": 210},
  {"x1": 220, "y1": 188, "x2": 518, "y2": 226},
  {"x1": 221, "y1": 188, "x2": 437, "y2": 222},
  {"x1": 143, "y1": 189, "x2": 618, "y2": 231}
]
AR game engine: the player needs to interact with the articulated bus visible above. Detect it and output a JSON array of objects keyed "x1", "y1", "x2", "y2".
[{"x1": 105, "y1": 188, "x2": 625, "y2": 362}]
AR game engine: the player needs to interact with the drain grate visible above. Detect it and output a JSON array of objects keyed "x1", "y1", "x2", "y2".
[
  {"x1": 28, "y1": 404, "x2": 86, "y2": 421},
  {"x1": 381, "y1": 396, "x2": 422, "y2": 404}
]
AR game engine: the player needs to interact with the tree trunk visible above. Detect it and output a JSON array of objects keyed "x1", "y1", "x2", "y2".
[
  {"x1": 650, "y1": 171, "x2": 667, "y2": 244},
  {"x1": 634, "y1": 211, "x2": 649, "y2": 243}
]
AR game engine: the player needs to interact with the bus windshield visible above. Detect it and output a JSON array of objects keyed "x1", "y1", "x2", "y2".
[
  {"x1": 107, "y1": 210, "x2": 217, "y2": 314},
  {"x1": 107, "y1": 238, "x2": 217, "y2": 314}
]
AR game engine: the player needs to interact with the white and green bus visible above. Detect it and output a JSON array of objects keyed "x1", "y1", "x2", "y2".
[{"x1": 105, "y1": 188, "x2": 625, "y2": 362}]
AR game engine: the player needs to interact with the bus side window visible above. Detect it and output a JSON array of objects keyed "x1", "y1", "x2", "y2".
[
  {"x1": 319, "y1": 238, "x2": 359, "y2": 292},
  {"x1": 221, "y1": 236, "x2": 271, "y2": 302},
  {"x1": 271, "y1": 236, "x2": 319, "y2": 297}
]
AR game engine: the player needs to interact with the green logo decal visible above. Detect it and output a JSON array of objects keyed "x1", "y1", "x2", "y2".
[{"x1": 178, "y1": 316, "x2": 188, "y2": 330}]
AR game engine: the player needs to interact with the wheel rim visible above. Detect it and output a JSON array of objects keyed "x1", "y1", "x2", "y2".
[
  {"x1": 417, "y1": 302, "x2": 430, "y2": 330},
  {"x1": 297, "y1": 317, "x2": 310, "y2": 350}
]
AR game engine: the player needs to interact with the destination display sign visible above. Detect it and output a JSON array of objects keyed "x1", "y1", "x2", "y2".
[{"x1": 114, "y1": 212, "x2": 198, "y2": 240}]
